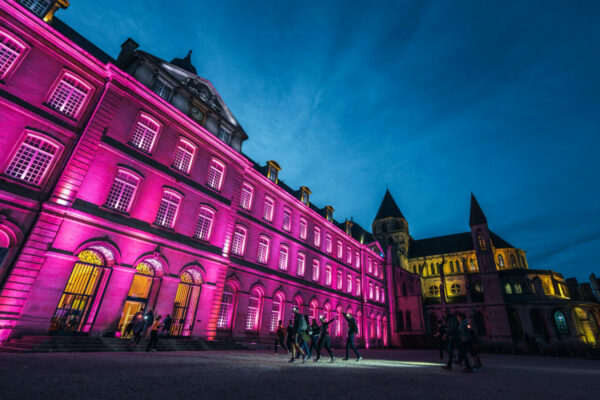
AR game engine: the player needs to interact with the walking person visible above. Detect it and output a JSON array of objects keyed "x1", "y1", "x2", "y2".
[
  {"x1": 286, "y1": 319, "x2": 294, "y2": 353},
  {"x1": 289, "y1": 308, "x2": 307, "y2": 363},
  {"x1": 316, "y1": 315, "x2": 336, "y2": 363},
  {"x1": 457, "y1": 313, "x2": 482, "y2": 372},
  {"x1": 433, "y1": 319, "x2": 447, "y2": 360},
  {"x1": 143, "y1": 308, "x2": 155, "y2": 336},
  {"x1": 299, "y1": 314, "x2": 312, "y2": 362},
  {"x1": 442, "y1": 309, "x2": 460, "y2": 371},
  {"x1": 160, "y1": 314, "x2": 172, "y2": 336},
  {"x1": 145, "y1": 315, "x2": 162, "y2": 352},
  {"x1": 274, "y1": 319, "x2": 288, "y2": 355},
  {"x1": 343, "y1": 312, "x2": 362, "y2": 362},
  {"x1": 309, "y1": 318, "x2": 320, "y2": 357},
  {"x1": 130, "y1": 316, "x2": 145, "y2": 351}
]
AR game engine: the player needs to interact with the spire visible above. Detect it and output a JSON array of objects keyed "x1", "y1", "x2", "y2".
[
  {"x1": 469, "y1": 193, "x2": 487, "y2": 226},
  {"x1": 170, "y1": 50, "x2": 197, "y2": 74},
  {"x1": 374, "y1": 189, "x2": 405, "y2": 221}
]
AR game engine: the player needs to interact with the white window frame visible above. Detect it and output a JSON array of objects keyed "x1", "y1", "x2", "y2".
[
  {"x1": 240, "y1": 183, "x2": 254, "y2": 210},
  {"x1": 206, "y1": 158, "x2": 225, "y2": 191},
  {"x1": 326, "y1": 234, "x2": 332, "y2": 253},
  {"x1": 257, "y1": 235, "x2": 270, "y2": 264},
  {"x1": 355, "y1": 251, "x2": 360, "y2": 269},
  {"x1": 46, "y1": 71, "x2": 93, "y2": 120},
  {"x1": 355, "y1": 278, "x2": 361, "y2": 296},
  {"x1": 282, "y1": 208, "x2": 291, "y2": 232},
  {"x1": 299, "y1": 218, "x2": 307, "y2": 240},
  {"x1": 245, "y1": 290, "x2": 261, "y2": 331},
  {"x1": 263, "y1": 196, "x2": 274, "y2": 222},
  {"x1": 231, "y1": 225, "x2": 248, "y2": 256},
  {"x1": 347, "y1": 273, "x2": 352, "y2": 293},
  {"x1": 217, "y1": 285, "x2": 234, "y2": 328},
  {"x1": 3, "y1": 132, "x2": 61, "y2": 186},
  {"x1": 312, "y1": 259, "x2": 320, "y2": 282},
  {"x1": 154, "y1": 189, "x2": 182, "y2": 228},
  {"x1": 325, "y1": 264, "x2": 332, "y2": 286},
  {"x1": 0, "y1": 27, "x2": 29, "y2": 81},
  {"x1": 337, "y1": 240, "x2": 343, "y2": 259},
  {"x1": 171, "y1": 137, "x2": 196, "y2": 173},
  {"x1": 217, "y1": 125, "x2": 232, "y2": 145},
  {"x1": 296, "y1": 252, "x2": 306, "y2": 277},
  {"x1": 346, "y1": 246, "x2": 352, "y2": 264},
  {"x1": 104, "y1": 169, "x2": 140, "y2": 213},
  {"x1": 313, "y1": 226, "x2": 321, "y2": 247},
  {"x1": 129, "y1": 112, "x2": 161, "y2": 153},
  {"x1": 194, "y1": 206, "x2": 215, "y2": 241},
  {"x1": 151, "y1": 76, "x2": 173, "y2": 101},
  {"x1": 278, "y1": 245, "x2": 289, "y2": 271},
  {"x1": 336, "y1": 271, "x2": 343, "y2": 290}
]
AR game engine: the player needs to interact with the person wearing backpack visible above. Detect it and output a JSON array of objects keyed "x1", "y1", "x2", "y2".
[
  {"x1": 343, "y1": 312, "x2": 362, "y2": 362},
  {"x1": 457, "y1": 313, "x2": 482, "y2": 372},
  {"x1": 442, "y1": 309, "x2": 460, "y2": 371},
  {"x1": 289, "y1": 307, "x2": 307, "y2": 363}
]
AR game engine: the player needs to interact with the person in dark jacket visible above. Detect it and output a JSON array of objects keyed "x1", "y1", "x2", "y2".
[
  {"x1": 343, "y1": 312, "x2": 362, "y2": 362},
  {"x1": 130, "y1": 317, "x2": 145, "y2": 350},
  {"x1": 309, "y1": 319, "x2": 320, "y2": 357},
  {"x1": 316, "y1": 315, "x2": 336, "y2": 362},
  {"x1": 289, "y1": 308, "x2": 307, "y2": 363},
  {"x1": 286, "y1": 319, "x2": 294, "y2": 353},
  {"x1": 143, "y1": 308, "x2": 155, "y2": 335},
  {"x1": 442, "y1": 309, "x2": 460, "y2": 371},
  {"x1": 145, "y1": 315, "x2": 162, "y2": 352},
  {"x1": 299, "y1": 315, "x2": 312, "y2": 361},
  {"x1": 274, "y1": 319, "x2": 288, "y2": 354},
  {"x1": 457, "y1": 313, "x2": 482, "y2": 372},
  {"x1": 160, "y1": 314, "x2": 172, "y2": 336},
  {"x1": 433, "y1": 320, "x2": 447, "y2": 360}
]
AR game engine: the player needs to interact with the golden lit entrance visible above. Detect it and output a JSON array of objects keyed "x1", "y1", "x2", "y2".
[
  {"x1": 50, "y1": 249, "x2": 111, "y2": 334},
  {"x1": 170, "y1": 269, "x2": 202, "y2": 336},
  {"x1": 118, "y1": 261, "x2": 159, "y2": 337}
]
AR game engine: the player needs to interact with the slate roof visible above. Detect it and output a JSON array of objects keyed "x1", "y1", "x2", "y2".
[
  {"x1": 408, "y1": 231, "x2": 515, "y2": 258},
  {"x1": 374, "y1": 189, "x2": 405, "y2": 221},
  {"x1": 51, "y1": 18, "x2": 115, "y2": 64}
]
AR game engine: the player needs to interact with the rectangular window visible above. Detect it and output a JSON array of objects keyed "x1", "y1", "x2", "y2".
[
  {"x1": 154, "y1": 190, "x2": 181, "y2": 228},
  {"x1": 375, "y1": 285, "x2": 380, "y2": 301},
  {"x1": 313, "y1": 226, "x2": 321, "y2": 247},
  {"x1": 296, "y1": 253, "x2": 305, "y2": 277},
  {"x1": 46, "y1": 72, "x2": 91, "y2": 119},
  {"x1": 206, "y1": 159, "x2": 225, "y2": 190},
  {"x1": 194, "y1": 207, "x2": 215, "y2": 241},
  {"x1": 282, "y1": 208, "x2": 291, "y2": 232},
  {"x1": 171, "y1": 138, "x2": 196, "y2": 173},
  {"x1": 129, "y1": 113, "x2": 161, "y2": 153},
  {"x1": 105, "y1": 170, "x2": 139, "y2": 212},
  {"x1": 240, "y1": 183, "x2": 254, "y2": 210},
  {"x1": 381, "y1": 288, "x2": 385, "y2": 302},
  {"x1": 231, "y1": 226, "x2": 247, "y2": 256},
  {"x1": 217, "y1": 126, "x2": 232, "y2": 145},
  {"x1": 369, "y1": 282, "x2": 373, "y2": 299},
  {"x1": 4, "y1": 134, "x2": 59, "y2": 185},
  {"x1": 326, "y1": 234, "x2": 332, "y2": 253},
  {"x1": 337, "y1": 240, "x2": 343, "y2": 259},
  {"x1": 263, "y1": 196, "x2": 274, "y2": 222},
  {"x1": 312, "y1": 259, "x2": 320, "y2": 282},
  {"x1": 245, "y1": 295, "x2": 259, "y2": 330},
  {"x1": 20, "y1": 0, "x2": 51, "y2": 17},
  {"x1": 278, "y1": 245, "x2": 289, "y2": 271},
  {"x1": 0, "y1": 29, "x2": 28, "y2": 80},
  {"x1": 325, "y1": 264, "x2": 332, "y2": 286},
  {"x1": 299, "y1": 218, "x2": 307, "y2": 240},
  {"x1": 269, "y1": 301, "x2": 281, "y2": 332},
  {"x1": 257, "y1": 236, "x2": 270, "y2": 264},
  {"x1": 355, "y1": 251, "x2": 360, "y2": 268},
  {"x1": 216, "y1": 288, "x2": 233, "y2": 328},
  {"x1": 347, "y1": 274, "x2": 352, "y2": 293},
  {"x1": 346, "y1": 246, "x2": 352, "y2": 264},
  {"x1": 368, "y1": 258, "x2": 372, "y2": 273},
  {"x1": 356, "y1": 278, "x2": 361, "y2": 296},
  {"x1": 151, "y1": 77, "x2": 172, "y2": 100},
  {"x1": 336, "y1": 271, "x2": 343, "y2": 290}
]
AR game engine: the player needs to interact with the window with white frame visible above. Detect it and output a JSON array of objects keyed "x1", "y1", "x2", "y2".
[
  {"x1": 381, "y1": 288, "x2": 385, "y2": 302},
  {"x1": 171, "y1": 138, "x2": 196, "y2": 173},
  {"x1": 0, "y1": 29, "x2": 28, "y2": 80},
  {"x1": 313, "y1": 226, "x2": 321, "y2": 247},
  {"x1": 194, "y1": 207, "x2": 215, "y2": 241},
  {"x1": 206, "y1": 159, "x2": 225, "y2": 190},
  {"x1": 129, "y1": 113, "x2": 161, "y2": 153},
  {"x1": 263, "y1": 196, "x2": 274, "y2": 222},
  {"x1": 375, "y1": 285, "x2": 380, "y2": 301},
  {"x1": 325, "y1": 264, "x2": 332, "y2": 286},
  {"x1": 217, "y1": 126, "x2": 232, "y2": 145},
  {"x1": 19, "y1": 0, "x2": 51, "y2": 17},
  {"x1": 282, "y1": 208, "x2": 291, "y2": 232},
  {"x1": 347, "y1": 274, "x2": 352, "y2": 293},
  {"x1": 154, "y1": 190, "x2": 181, "y2": 228},
  {"x1": 373, "y1": 263, "x2": 378, "y2": 277},
  {"x1": 245, "y1": 290, "x2": 261, "y2": 330},
  {"x1": 278, "y1": 245, "x2": 289, "y2": 271},
  {"x1": 368, "y1": 258, "x2": 372, "y2": 273},
  {"x1": 105, "y1": 170, "x2": 140, "y2": 212},
  {"x1": 326, "y1": 234, "x2": 332, "y2": 253},
  {"x1": 4, "y1": 133, "x2": 59, "y2": 185},
  {"x1": 151, "y1": 77, "x2": 172, "y2": 100},
  {"x1": 257, "y1": 236, "x2": 270, "y2": 264},
  {"x1": 369, "y1": 282, "x2": 373, "y2": 299},
  {"x1": 269, "y1": 297, "x2": 283, "y2": 332},
  {"x1": 46, "y1": 72, "x2": 92, "y2": 119},
  {"x1": 296, "y1": 252, "x2": 305, "y2": 277},
  {"x1": 336, "y1": 271, "x2": 342, "y2": 290},
  {"x1": 231, "y1": 225, "x2": 247, "y2": 256},
  {"x1": 240, "y1": 183, "x2": 254, "y2": 210},
  {"x1": 337, "y1": 240, "x2": 343, "y2": 259},
  {"x1": 216, "y1": 285, "x2": 234, "y2": 328},
  {"x1": 312, "y1": 259, "x2": 320, "y2": 281},
  {"x1": 355, "y1": 278, "x2": 361, "y2": 296},
  {"x1": 299, "y1": 218, "x2": 307, "y2": 240},
  {"x1": 346, "y1": 246, "x2": 352, "y2": 264},
  {"x1": 355, "y1": 251, "x2": 360, "y2": 268}
]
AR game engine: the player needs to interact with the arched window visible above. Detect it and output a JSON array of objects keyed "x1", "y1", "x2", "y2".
[
  {"x1": 269, "y1": 293, "x2": 285, "y2": 332},
  {"x1": 154, "y1": 189, "x2": 182, "y2": 228},
  {"x1": 309, "y1": 300, "x2": 318, "y2": 323},
  {"x1": 477, "y1": 231, "x2": 487, "y2": 251},
  {"x1": 231, "y1": 225, "x2": 247, "y2": 256},
  {"x1": 296, "y1": 252, "x2": 306, "y2": 276},
  {"x1": 278, "y1": 245, "x2": 289, "y2": 271},
  {"x1": 46, "y1": 71, "x2": 93, "y2": 120},
  {"x1": 554, "y1": 310, "x2": 569, "y2": 335},
  {"x1": 469, "y1": 258, "x2": 477, "y2": 271},
  {"x1": 245, "y1": 288, "x2": 263, "y2": 331},
  {"x1": 323, "y1": 303, "x2": 331, "y2": 321},
  {"x1": 206, "y1": 158, "x2": 225, "y2": 191},
  {"x1": 105, "y1": 169, "x2": 141, "y2": 213},
  {"x1": 510, "y1": 254, "x2": 517, "y2": 268},
  {"x1": 217, "y1": 284, "x2": 235, "y2": 329},
  {"x1": 170, "y1": 269, "x2": 203, "y2": 336},
  {"x1": 240, "y1": 183, "x2": 254, "y2": 210},
  {"x1": 514, "y1": 282, "x2": 523, "y2": 294},
  {"x1": 376, "y1": 315, "x2": 382, "y2": 339},
  {"x1": 263, "y1": 196, "x2": 275, "y2": 222},
  {"x1": 129, "y1": 112, "x2": 161, "y2": 153},
  {"x1": 282, "y1": 208, "x2": 291, "y2": 232},
  {"x1": 382, "y1": 316, "x2": 388, "y2": 346},
  {"x1": 336, "y1": 306, "x2": 343, "y2": 337},
  {"x1": 293, "y1": 295, "x2": 304, "y2": 314},
  {"x1": 194, "y1": 206, "x2": 215, "y2": 241},
  {"x1": 370, "y1": 313, "x2": 376, "y2": 338},
  {"x1": 4, "y1": 133, "x2": 62, "y2": 186},
  {"x1": 299, "y1": 218, "x2": 308, "y2": 239},
  {"x1": 257, "y1": 235, "x2": 270, "y2": 264},
  {"x1": 497, "y1": 254, "x2": 505, "y2": 268},
  {"x1": 356, "y1": 311, "x2": 362, "y2": 338},
  {"x1": 171, "y1": 137, "x2": 196, "y2": 173},
  {"x1": 504, "y1": 283, "x2": 513, "y2": 294},
  {"x1": 312, "y1": 259, "x2": 320, "y2": 281},
  {"x1": 0, "y1": 27, "x2": 29, "y2": 80},
  {"x1": 50, "y1": 248, "x2": 112, "y2": 333}
]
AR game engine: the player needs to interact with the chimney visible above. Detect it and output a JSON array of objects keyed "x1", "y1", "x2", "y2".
[{"x1": 116, "y1": 38, "x2": 139, "y2": 67}]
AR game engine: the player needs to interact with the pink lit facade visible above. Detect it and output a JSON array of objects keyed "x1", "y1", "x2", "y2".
[{"x1": 0, "y1": 1, "x2": 390, "y2": 346}]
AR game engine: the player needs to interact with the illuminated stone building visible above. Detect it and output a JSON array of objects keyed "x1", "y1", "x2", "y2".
[
  {"x1": 0, "y1": 0, "x2": 388, "y2": 346},
  {"x1": 0, "y1": 1, "x2": 597, "y2": 351}
]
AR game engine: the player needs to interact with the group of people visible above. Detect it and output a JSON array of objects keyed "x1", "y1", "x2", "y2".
[
  {"x1": 125, "y1": 309, "x2": 173, "y2": 352},
  {"x1": 274, "y1": 307, "x2": 363, "y2": 363},
  {"x1": 434, "y1": 309, "x2": 482, "y2": 373}
]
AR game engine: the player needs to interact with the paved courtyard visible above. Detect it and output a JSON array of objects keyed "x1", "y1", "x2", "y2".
[{"x1": 0, "y1": 349, "x2": 598, "y2": 400}]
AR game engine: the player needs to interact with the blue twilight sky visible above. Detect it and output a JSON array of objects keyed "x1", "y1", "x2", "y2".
[{"x1": 59, "y1": 0, "x2": 600, "y2": 281}]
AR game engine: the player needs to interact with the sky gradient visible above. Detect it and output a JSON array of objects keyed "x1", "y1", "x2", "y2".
[{"x1": 59, "y1": 0, "x2": 600, "y2": 281}]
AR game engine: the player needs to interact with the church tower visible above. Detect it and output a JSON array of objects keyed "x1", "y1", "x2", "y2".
[
  {"x1": 372, "y1": 190, "x2": 409, "y2": 267},
  {"x1": 469, "y1": 194, "x2": 512, "y2": 340}
]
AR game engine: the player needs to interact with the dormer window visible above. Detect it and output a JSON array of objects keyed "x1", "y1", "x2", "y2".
[
  {"x1": 151, "y1": 77, "x2": 173, "y2": 101},
  {"x1": 345, "y1": 219, "x2": 353, "y2": 235},
  {"x1": 217, "y1": 126, "x2": 232, "y2": 145},
  {"x1": 325, "y1": 206, "x2": 334, "y2": 222},
  {"x1": 266, "y1": 160, "x2": 281, "y2": 184},
  {"x1": 18, "y1": 0, "x2": 52, "y2": 18},
  {"x1": 300, "y1": 186, "x2": 311, "y2": 205}
]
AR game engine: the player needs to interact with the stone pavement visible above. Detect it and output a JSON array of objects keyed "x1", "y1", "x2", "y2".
[{"x1": 0, "y1": 349, "x2": 598, "y2": 400}]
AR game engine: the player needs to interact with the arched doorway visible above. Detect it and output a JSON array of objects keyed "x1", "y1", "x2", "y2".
[
  {"x1": 573, "y1": 307, "x2": 598, "y2": 346},
  {"x1": 170, "y1": 269, "x2": 202, "y2": 336},
  {"x1": 50, "y1": 248, "x2": 112, "y2": 334},
  {"x1": 216, "y1": 284, "x2": 236, "y2": 330},
  {"x1": 117, "y1": 260, "x2": 162, "y2": 337},
  {"x1": 530, "y1": 308, "x2": 549, "y2": 341}
]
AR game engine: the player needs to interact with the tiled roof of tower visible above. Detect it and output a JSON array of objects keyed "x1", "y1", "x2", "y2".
[
  {"x1": 374, "y1": 189, "x2": 405, "y2": 221},
  {"x1": 408, "y1": 231, "x2": 515, "y2": 258}
]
